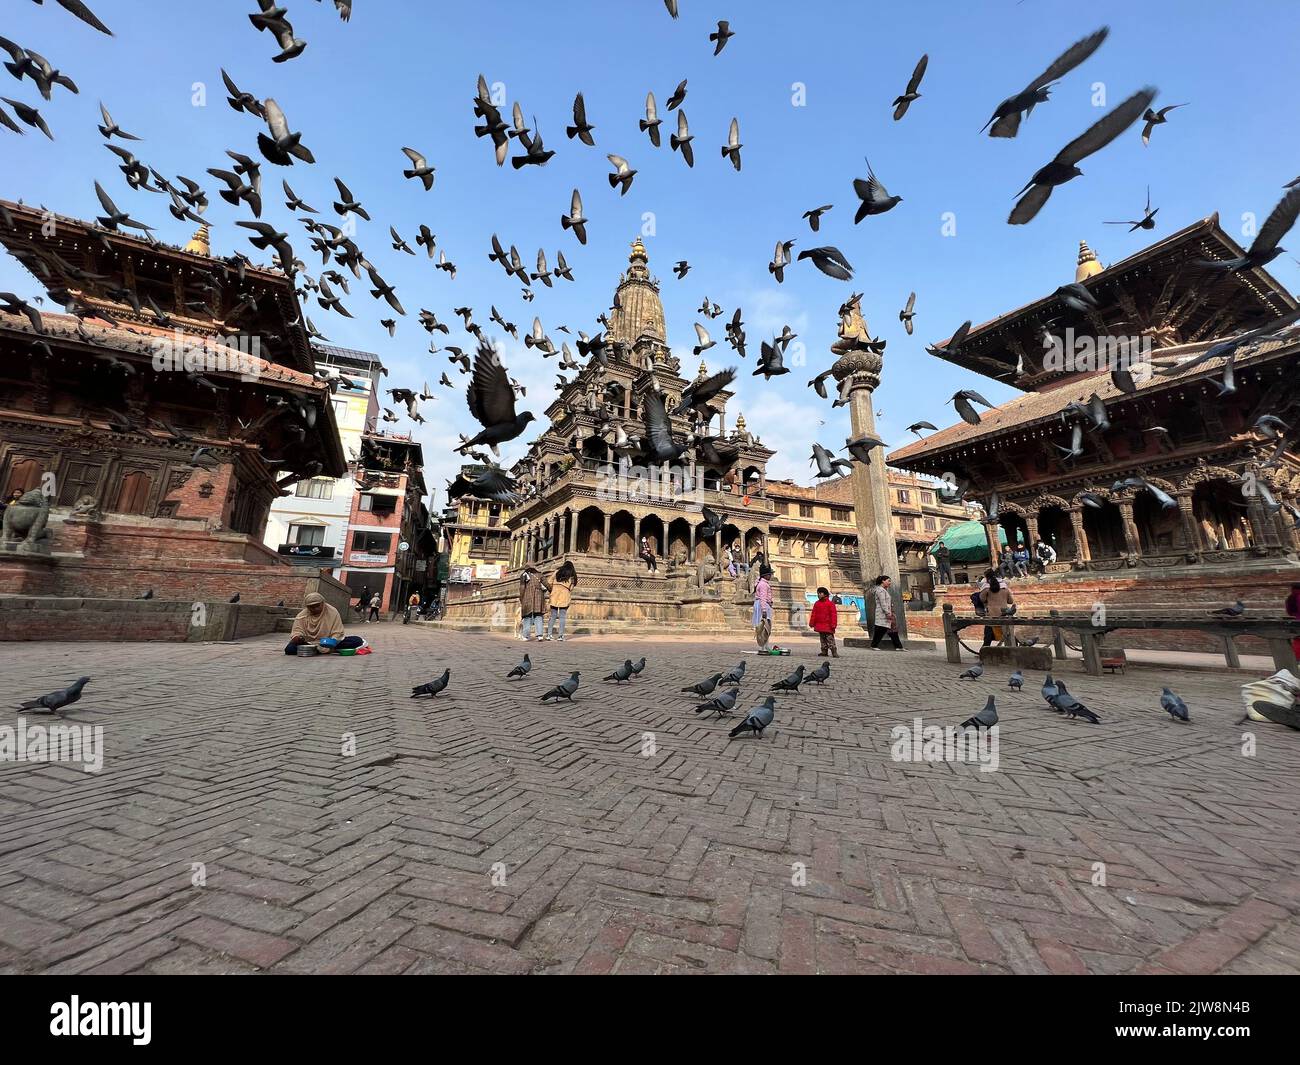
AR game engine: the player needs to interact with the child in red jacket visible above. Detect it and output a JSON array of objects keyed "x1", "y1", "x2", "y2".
[{"x1": 809, "y1": 586, "x2": 839, "y2": 658}]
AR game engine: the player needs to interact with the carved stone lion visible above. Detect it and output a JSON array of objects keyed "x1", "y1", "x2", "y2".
[
  {"x1": 696, "y1": 557, "x2": 719, "y2": 594},
  {"x1": 2, "y1": 489, "x2": 52, "y2": 552}
]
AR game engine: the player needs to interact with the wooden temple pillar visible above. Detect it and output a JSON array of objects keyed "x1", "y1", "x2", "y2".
[
  {"x1": 602, "y1": 512, "x2": 611, "y2": 556},
  {"x1": 983, "y1": 521, "x2": 1000, "y2": 568},
  {"x1": 1246, "y1": 495, "x2": 1282, "y2": 551},
  {"x1": 1118, "y1": 500, "x2": 1140, "y2": 559},
  {"x1": 568, "y1": 512, "x2": 578, "y2": 553},
  {"x1": 1177, "y1": 491, "x2": 1203, "y2": 554},
  {"x1": 1068, "y1": 506, "x2": 1091, "y2": 564}
]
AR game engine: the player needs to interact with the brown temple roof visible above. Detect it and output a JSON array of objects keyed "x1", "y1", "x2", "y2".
[
  {"x1": 889, "y1": 332, "x2": 1300, "y2": 467},
  {"x1": 925, "y1": 215, "x2": 1297, "y2": 390}
]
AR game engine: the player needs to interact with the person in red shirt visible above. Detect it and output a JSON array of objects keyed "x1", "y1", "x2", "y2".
[{"x1": 808, "y1": 586, "x2": 839, "y2": 658}]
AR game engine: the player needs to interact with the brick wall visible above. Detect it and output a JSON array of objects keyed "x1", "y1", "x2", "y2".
[
  {"x1": 0, "y1": 598, "x2": 301, "y2": 642},
  {"x1": 908, "y1": 564, "x2": 1300, "y2": 654}
]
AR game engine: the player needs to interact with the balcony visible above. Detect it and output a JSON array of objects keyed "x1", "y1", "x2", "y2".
[{"x1": 277, "y1": 544, "x2": 341, "y2": 561}]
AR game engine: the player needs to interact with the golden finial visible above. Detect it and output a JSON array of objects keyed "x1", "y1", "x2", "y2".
[
  {"x1": 629, "y1": 236, "x2": 648, "y2": 262},
  {"x1": 184, "y1": 222, "x2": 211, "y2": 257},
  {"x1": 698, "y1": 359, "x2": 708, "y2": 378},
  {"x1": 1075, "y1": 239, "x2": 1103, "y2": 283},
  {"x1": 735, "y1": 412, "x2": 746, "y2": 431}
]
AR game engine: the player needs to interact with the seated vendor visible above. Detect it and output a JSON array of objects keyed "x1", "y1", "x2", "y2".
[{"x1": 284, "y1": 592, "x2": 364, "y2": 655}]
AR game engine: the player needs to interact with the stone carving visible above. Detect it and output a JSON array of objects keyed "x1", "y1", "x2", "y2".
[
  {"x1": 695, "y1": 557, "x2": 719, "y2": 594},
  {"x1": 1, "y1": 489, "x2": 52, "y2": 553},
  {"x1": 69, "y1": 495, "x2": 103, "y2": 521}
]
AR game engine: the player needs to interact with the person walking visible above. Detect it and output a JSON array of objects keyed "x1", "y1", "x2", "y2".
[
  {"x1": 752, "y1": 565, "x2": 774, "y2": 651},
  {"x1": 367, "y1": 592, "x2": 381, "y2": 623},
  {"x1": 869, "y1": 575, "x2": 902, "y2": 650},
  {"x1": 935, "y1": 541, "x2": 953, "y2": 585},
  {"x1": 518, "y1": 564, "x2": 547, "y2": 640},
  {"x1": 404, "y1": 590, "x2": 420, "y2": 624},
  {"x1": 809, "y1": 586, "x2": 839, "y2": 658},
  {"x1": 979, "y1": 572, "x2": 1016, "y2": 647},
  {"x1": 544, "y1": 561, "x2": 577, "y2": 641}
]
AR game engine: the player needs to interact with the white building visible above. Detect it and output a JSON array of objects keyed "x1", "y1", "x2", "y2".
[{"x1": 263, "y1": 345, "x2": 383, "y2": 576}]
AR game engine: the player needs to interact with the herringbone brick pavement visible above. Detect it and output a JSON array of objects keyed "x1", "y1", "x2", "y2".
[{"x1": 1, "y1": 628, "x2": 1298, "y2": 974}]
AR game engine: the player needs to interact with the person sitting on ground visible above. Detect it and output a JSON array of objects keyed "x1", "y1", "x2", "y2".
[
  {"x1": 1013, "y1": 544, "x2": 1030, "y2": 578},
  {"x1": 1035, "y1": 539, "x2": 1056, "y2": 575},
  {"x1": 284, "y1": 592, "x2": 364, "y2": 655},
  {"x1": 809, "y1": 586, "x2": 839, "y2": 658}
]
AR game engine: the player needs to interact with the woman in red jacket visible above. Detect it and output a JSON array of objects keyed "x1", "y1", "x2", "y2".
[{"x1": 809, "y1": 586, "x2": 839, "y2": 658}]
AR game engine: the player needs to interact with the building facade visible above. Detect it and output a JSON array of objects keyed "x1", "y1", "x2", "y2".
[
  {"x1": 889, "y1": 218, "x2": 1300, "y2": 651},
  {"x1": 0, "y1": 205, "x2": 349, "y2": 629},
  {"x1": 263, "y1": 344, "x2": 384, "y2": 576}
]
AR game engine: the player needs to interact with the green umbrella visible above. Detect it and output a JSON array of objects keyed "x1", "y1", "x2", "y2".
[{"x1": 929, "y1": 520, "x2": 1006, "y2": 563}]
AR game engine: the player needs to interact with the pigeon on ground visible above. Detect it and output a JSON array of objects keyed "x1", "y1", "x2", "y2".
[
  {"x1": 507, "y1": 653, "x2": 531, "y2": 679},
  {"x1": 1008, "y1": 671, "x2": 1023, "y2": 691},
  {"x1": 683, "y1": 673, "x2": 723, "y2": 697},
  {"x1": 959, "y1": 665, "x2": 984, "y2": 680},
  {"x1": 137, "y1": 589, "x2": 153, "y2": 600},
  {"x1": 411, "y1": 669, "x2": 450, "y2": 698},
  {"x1": 17, "y1": 677, "x2": 90, "y2": 715},
  {"x1": 229, "y1": 593, "x2": 241, "y2": 603},
  {"x1": 1042, "y1": 673, "x2": 1059, "y2": 704},
  {"x1": 1049, "y1": 682, "x2": 1100, "y2": 722},
  {"x1": 807, "y1": 662, "x2": 830, "y2": 685},
  {"x1": 695, "y1": 687, "x2": 739, "y2": 717},
  {"x1": 605, "y1": 660, "x2": 636, "y2": 684},
  {"x1": 729, "y1": 696, "x2": 776, "y2": 738},
  {"x1": 1160, "y1": 687, "x2": 1189, "y2": 722},
  {"x1": 771, "y1": 665, "x2": 806, "y2": 694},
  {"x1": 629, "y1": 657, "x2": 647, "y2": 676},
  {"x1": 1209, "y1": 600, "x2": 1245, "y2": 618},
  {"x1": 541, "y1": 671, "x2": 581, "y2": 702},
  {"x1": 719, "y1": 661, "x2": 746, "y2": 686},
  {"x1": 959, "y1": 696, "x2": 998, "y2": 730}
]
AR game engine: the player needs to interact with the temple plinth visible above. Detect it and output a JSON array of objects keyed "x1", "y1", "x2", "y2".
[{"x1": 831, "y1": 296, "x2": 906, "y2": 637}]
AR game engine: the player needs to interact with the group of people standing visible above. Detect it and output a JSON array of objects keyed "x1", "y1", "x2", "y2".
[{"x1": 517, "y1": 560, "x2": 578, "y2": 641}]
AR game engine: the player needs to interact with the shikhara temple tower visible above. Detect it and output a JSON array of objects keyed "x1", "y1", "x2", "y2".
[{"x1": 444, "y1": 239, "x2": 784, "y2": 631}]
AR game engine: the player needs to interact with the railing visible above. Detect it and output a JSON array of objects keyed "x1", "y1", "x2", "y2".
[{"x1": 277, "y1": 544, "x2": 340, "y2": 560}]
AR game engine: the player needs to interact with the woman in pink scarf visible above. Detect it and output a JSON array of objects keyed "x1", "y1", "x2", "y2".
[{"x1": 752, "y1": 565, "x2": 774, "y2": 651}]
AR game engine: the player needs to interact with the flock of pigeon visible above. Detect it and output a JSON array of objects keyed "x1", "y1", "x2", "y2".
[
  {"x1": 954, "y1": 665, "x2": 1191, "y2": 726},
  {"x1": 403, "y1": 652, "x2": 834, "y2": 741},
  {"x1": 5, "y1": 4, "x2": 1298, "y2": 518}
]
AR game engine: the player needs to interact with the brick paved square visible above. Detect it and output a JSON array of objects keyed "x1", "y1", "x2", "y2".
[{"x1": 2, "y1": 628, "x2": 1298, "y2": 974}]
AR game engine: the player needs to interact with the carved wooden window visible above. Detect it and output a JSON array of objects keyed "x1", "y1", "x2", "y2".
[
  {"x1": 56, "y1": 461, "x2": 104, "y2": 507},
  {"x1": 2, "y1": 457, "x2": 43, "y2": 498},
  {"x1": 114, "y1": 470, "x2": 153, "y2": 515}
]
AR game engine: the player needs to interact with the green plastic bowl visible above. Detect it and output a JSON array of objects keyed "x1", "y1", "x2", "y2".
[{"x1": 336, "y1": 648, "x2": 358, "y2": 656}]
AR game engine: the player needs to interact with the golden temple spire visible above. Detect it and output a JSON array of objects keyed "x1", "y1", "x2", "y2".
[
  {"x1": 184, "y1": 222, "x2": 212, "y2": 257},
  {"x1": 629, "y1": 236, "x2": 648, "y2": 263},
  {"x1": 735, "y1": 412, "x2": 747, "y2": 432},
  {"x1": 698, "y1": 359, "x2": 708, "y2": 378},
  {"x1": 1075, "y1": 239, "x2": 1102, "y2": 283}
]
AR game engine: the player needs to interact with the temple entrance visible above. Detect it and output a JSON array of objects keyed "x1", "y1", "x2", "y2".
[
  {"x1": 667, "y1": 517, "x2": 691, "y2": 565},
  {"x1": 1134, "y1": 490, "x2": 1181, "y2": 553},
  {"x1": 640, "y1": 515, "x2": 664, "y2": 559},
  {"x1": 610, "y1": 510, "x2": 636, "y2": 556},
  {"x1": 1192, "y1": 481, "x2": 1250, "y2": 550},
  {"x1": 1082, "y1": 500, "x2": 1125, "y2": 558},
  {"x1": 1036, "y1": 505, "x2": 1075, "y2": 561},
  {"x1": 998, "y1": 513, "x2": 1030, "y2": 556},
  {"x1": 576, "y1": 505, "x2": 604, "y2": 554}
]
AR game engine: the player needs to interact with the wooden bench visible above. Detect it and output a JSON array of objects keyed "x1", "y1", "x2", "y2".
[{"x1": 941, "y1": 604, "x2": 1300, "y2": 676}]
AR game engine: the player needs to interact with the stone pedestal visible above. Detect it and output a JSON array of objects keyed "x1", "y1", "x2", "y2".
[{"x1": 0, "y1": 549, "x2": 59, "y2": 595}]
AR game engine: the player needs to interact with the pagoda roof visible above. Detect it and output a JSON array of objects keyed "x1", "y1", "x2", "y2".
[
  {"x1": 889, "y1": 330, "x2": 1300, "y2": 471},
  {"x1": 0, "y1": 200, "x2": 316, "y2": 377},
  {"x1": 926, "y1": 215, "x2": 1297, "y2": 390}
]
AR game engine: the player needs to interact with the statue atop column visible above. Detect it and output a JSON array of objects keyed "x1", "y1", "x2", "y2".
[{"x1": 831, "y1": 294, "x2": 887, "y2": 390}]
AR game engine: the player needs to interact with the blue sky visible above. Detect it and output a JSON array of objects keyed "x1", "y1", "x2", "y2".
[{"x1": 2, "y1": 0, "x2": 1298, "y2": 499}]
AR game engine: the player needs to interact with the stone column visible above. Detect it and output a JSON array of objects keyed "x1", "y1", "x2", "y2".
[
  {"x1": 569, "y1": 513, "x2": 578, "y2": 553},
  {"x1": 689, "y1": 524, "x2": 696, "y2": 561},
  {"x1": 831, "y1": 344, "x2": 905, "y2": 637},
  {"x1": 603, "y1": 512, "x2": 611, "y2": 555},
  {"x1": 1246, "y1": 496, "x2": 1281, "y2": 551}
]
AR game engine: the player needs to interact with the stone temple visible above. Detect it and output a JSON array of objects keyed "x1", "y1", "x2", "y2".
[{"x1": 442, "y1": 239, "x2": 793, "y2": 634}]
